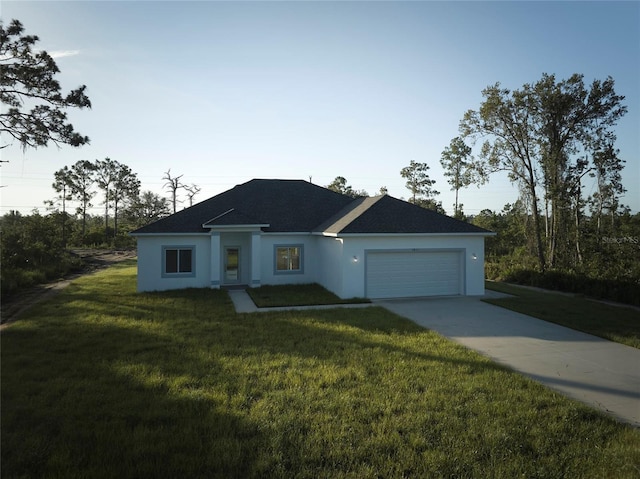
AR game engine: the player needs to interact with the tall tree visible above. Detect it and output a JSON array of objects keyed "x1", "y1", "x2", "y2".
[
  {"x1": 460, "y1": 73, "x2": 626, "y2": 271},
  {"x1": 0, "y1": 19, "x2": 91, "y2": 151},
  {"x1": 68, "y1": 160, "x2": 96, "y2": 241},
  {"x1": 95, "y1": 158, "x2": 117, "y2": 241},
  {"x1": 109, "y1": 163, "x2": 140, "y2": 237},
  {"x1": 163, "y1": 169, "x2": 184, "y2": 213},
  {"x1": 589, "y1": 141, "x2": 626, "y2": 239},
  {"x1": 51, "y1": 166, "x2": 74, "y2": 246},
  {"x1": 440, "y1": 137, "x2": 479, "y2": 218},
  {"x1": 400, "y1": 160, "x2": 439, "y2": 207},
  {"x1": 460, "y1": 82, "x2": 546, "y2": 270},
  {"x1": 535, "y1": 74, "x2": 626, "y2": 267}
]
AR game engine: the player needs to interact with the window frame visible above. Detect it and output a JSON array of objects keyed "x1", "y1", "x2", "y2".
[
  {"x1": 274, "y1": 244, "x2": 304, "y2": 275},
  {"x1": 162, "y1": 245, "x2": 196, "y2": 278}
]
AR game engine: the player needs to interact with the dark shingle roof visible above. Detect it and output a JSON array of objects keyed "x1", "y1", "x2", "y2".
[
  {"x1": 131, "y1": 179, "x2": 491, "y2": 235},
  {"x1": 314, "y1": 196, "x2": 385, "y2": 234},
  {"x1": 132, "y1": 179, "x2": 353, "y2": 234},
  {"x1": 202, "y1": 209, "x2": 267, "y2": 227},
  {"x1": 331, "y1": 195, "x2": 491, "y2": 234}
]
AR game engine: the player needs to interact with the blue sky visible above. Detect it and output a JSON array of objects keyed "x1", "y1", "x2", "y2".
[{"x1": 1, "y1": 1, "x2": 639, "y2": 216}]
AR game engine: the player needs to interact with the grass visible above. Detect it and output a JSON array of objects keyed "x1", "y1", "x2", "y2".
[
  {"x1": 246, "y1": 282, "x2": 370, "y2": 308},
  {"x1": 485, "y1": 281, "x2": 640, "y2": 349},
  {"x1": 2, "y1": 261, "x2": 639, "y2": 478}
]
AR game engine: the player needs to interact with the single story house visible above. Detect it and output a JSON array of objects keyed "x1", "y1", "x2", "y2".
[{"x1": 131, "y1": 179, "x2": 493, "y2": 299}]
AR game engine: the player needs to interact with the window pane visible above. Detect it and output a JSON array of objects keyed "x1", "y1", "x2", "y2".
[
  {"x1": 276, "y1": 246, "x2": 301, "y2": 271},
  {"x1": 276, "y1": 248, "x2": 289, "y2": 271},
  {"x1": 225, "y1": 248, "x2": 238, "y2": 280},
  {"x1": 166, "y1": 249, "x2": 178, "y2": 273},
  {"x1": 179, "y1": 249, "x2": 192, "y2": 273},
  {"x1": 289, "y1": 247, "x2": 300, "y2": 270}
]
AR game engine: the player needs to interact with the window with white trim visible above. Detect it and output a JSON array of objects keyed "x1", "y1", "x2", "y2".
[
  {"x1": 275, "y1": 245, "x2": 303, "y2": 273},
  {"x1": 162, "y1": 246, "x2": 195, "y2": 277}
]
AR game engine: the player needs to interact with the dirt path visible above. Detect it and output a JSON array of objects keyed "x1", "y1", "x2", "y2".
[{"x1": 0, "y1": 250, "x2": 137, "y2": 329}]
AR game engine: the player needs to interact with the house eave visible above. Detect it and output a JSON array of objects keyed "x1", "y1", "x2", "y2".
[
  {"x1": 130, "y1": 232, "x2": 210, "y2": 237},
  {"x1": 315, "y1": 231, "x2": 496, "y2": 238},
  {"x1": 203, "y1": 224, "x2": 270, "y2": 231},
  {"x1": 261, "y1": 231, "x2": 314, "y2": 236}
]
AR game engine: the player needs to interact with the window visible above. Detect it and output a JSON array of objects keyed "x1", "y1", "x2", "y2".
[
  {"x1": 163, "y1": 246, "x2": 195, "y2": 277},
  {"x1": 275, "y1": 245, "x2": 303, "y2": 274}
]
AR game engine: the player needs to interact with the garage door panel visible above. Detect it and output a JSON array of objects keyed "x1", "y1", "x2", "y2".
[{"x1": 366, "y1": 251, "x2": 462, "y2": 299}]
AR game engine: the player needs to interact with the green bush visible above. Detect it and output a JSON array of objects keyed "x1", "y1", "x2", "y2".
[
  {"x1": 1, "y1": 251, "x2": 84, "y2": 297},
  {"x1": 489, "y1": 265, "x2": 640, "y2": 307},
  {"x1": 1, "y1": 268, "x2": 47, "y2": 296},
  {"x1": 114, "y1": 234, "x2": 136, "y2": 249}
]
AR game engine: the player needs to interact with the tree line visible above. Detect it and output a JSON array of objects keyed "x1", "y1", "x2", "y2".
[
  {"x1": 326, "y1": 137, "x2": 483, "y2": 220},
  {"x1": 325, "y1": 73, "x2": 637, "y2": 304},
  {"x1": 47, "y1": 162, "x2": 204, "y2": 246},
  {"x1": 465, "y1": 74, "x2": 638, "y2": 303},
  {"x1": 461, "y1": 73, "x2": 628, "y2": 273},
  {"x1": 0, "y1": 165, "x2": 203, "y2": 296}
]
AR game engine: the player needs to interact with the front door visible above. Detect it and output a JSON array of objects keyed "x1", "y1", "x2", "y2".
[{"x1": 224, "y1": 247, "x2": 240, "y2": 283}]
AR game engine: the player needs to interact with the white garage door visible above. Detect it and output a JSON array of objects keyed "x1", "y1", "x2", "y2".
[{"x1": 366, "y1": 250, "x2": 462, "y2": 299}]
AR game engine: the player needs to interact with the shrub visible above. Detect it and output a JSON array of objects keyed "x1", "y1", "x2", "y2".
[
  {"x1": 494, "y1": 267, "x2": 640, "y2": 307},
  {"x1": 1, "y1": 251, "x2": 84, "y2": 298}
]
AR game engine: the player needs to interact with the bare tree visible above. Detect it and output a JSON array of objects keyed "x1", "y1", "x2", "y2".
[
  {"x1": 184, "y1": 183, "x2": 201, "y2": 207},
  {"x1": 163, "y1": 169, "x2": 184, "y2": 213}
]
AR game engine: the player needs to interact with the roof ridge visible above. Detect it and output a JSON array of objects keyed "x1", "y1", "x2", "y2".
[
  {"x1": 315, "y1": 195, "x2": 386, "y2": 234},
  {"x1": 203, "y1": 208, "x2": 235, "y2": 226}
]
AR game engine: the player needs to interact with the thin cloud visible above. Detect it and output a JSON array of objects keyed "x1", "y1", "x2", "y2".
[{"x1": 49, "y1": 50, "x2": 80, "y2": 59}]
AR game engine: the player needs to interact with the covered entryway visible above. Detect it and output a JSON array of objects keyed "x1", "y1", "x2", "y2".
[{"x1": 365, "y1": 250, "x2": 463, "y2": 299}]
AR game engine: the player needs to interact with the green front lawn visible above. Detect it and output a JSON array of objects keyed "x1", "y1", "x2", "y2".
[
  {"x1": 247, "y1": 282, "x2": 370, "y2": 308},
  {"x1": 2, "y1": 262, "x2": 639, "y2": 478},
  {"x1": 485, "y1": 281, "x2": 640, "y2": 349}
]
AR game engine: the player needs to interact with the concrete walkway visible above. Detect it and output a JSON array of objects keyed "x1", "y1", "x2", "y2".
[{"x1": 377, "y1": 294, "x2": 640, "y2": 427}]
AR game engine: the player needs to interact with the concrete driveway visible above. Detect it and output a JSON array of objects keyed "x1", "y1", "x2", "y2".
[{"x1": 377, "y1": 293, "x2": 640, "y2": 427}]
